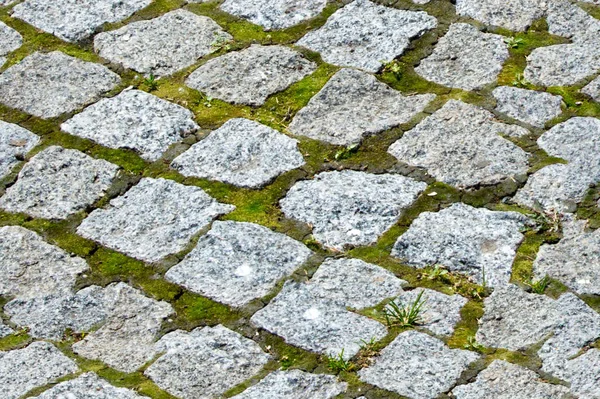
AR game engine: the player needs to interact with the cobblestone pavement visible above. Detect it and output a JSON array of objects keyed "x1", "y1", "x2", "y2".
[{"x1": 1, "y1": 0, "x2": 600, "y2": 398}]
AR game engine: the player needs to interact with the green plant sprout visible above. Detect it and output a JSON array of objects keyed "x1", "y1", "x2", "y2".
[{"x1": 384, "y1": 290, "x2": 426, "y2": 328}]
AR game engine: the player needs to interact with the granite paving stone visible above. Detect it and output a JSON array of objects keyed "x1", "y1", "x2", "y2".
[
  {"x1": 0, "y1": 121, "x2": 39, "y2": 179},
  {"x1": 297, "y1": 0, "x2": 437, "y2": 72},
  {"x1": 94, "y1": 9, "x2": 232, "y2": 76},
  {"x1": 280, "y1": 170, "x2": 427, "y2": 250},
  {"x1": 288, "y1": 68, "x2": 435, "y2": 145},
  {"x1": 165, "y1": 220, "x2": 312, "y2": 307},
  {"x1": 220, "y1": 0, "x2": 327, "y2": 30},
  {"x1": 582, "y1": 75, "x2": 600, "y2": 102},
  {"x1": 492, "y1": 86, "x2": 563, "y2": 127},
  {"x1": 0, "y1": 51, "x2": 120, "y2": 119},
  {"x1": 185, "y1": 44, "x2": 316, "y2": 106},
  {"x1": 171, "y1": 118, "x2": 305, "y2": 188},
  {"x1": 77, "y1": 177, "x2": 234, "y2": 263},
  {"x1": 0, "y1": 146, "x2": 120, "y2": 219},
  {"x1": 29, "y1": 372, "x2": 150, "y2": 399},
  {"x1": 0, "y1": 21, "x2": 22, "y2": 66}
]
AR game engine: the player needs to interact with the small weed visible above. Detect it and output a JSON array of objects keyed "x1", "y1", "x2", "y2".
[
  {"x1": 422, "y1": 264, "x2": 449, "y2": 281},
  {"x1": 194, "y1": 92, "x2": 214, "y2": 108},
  {"x1": 481, "y1": 266, "x2": 487, "y2": 289},
  {"x1": 512, "y1": 72, "x2": 530, "y2": 88},
  {"x1": 529, "y1": 204, "x2": 561, "y2": 234},
  {"x1": 327, "y1": 349, "x2": 355, "y2": 372},
  {"x1": 143, "y1": 73, "x2": 159, "y2": 91},
  {"x1": 334, "y1": 143, "x2": 360, "y2": 161},
  {"x1": 355, "y1": 337, "x2": 383, "y2": 368},
  {"x1": 211, "y1": 34, "x2": 233, "y2": 52},
  {"x1": 384, "y1": 290, "x2": 426, "y2": 328},
  {"x1": 280, "y1": 355, "x2": 293, "y2": 369},
  {"x1": 504, "y1": 36, "x2": 525, "y2": 49},
  {"x1": 527, "y1": 275, "x2": 550, "y2": 294},
  {"x1": 463, "y1": 336, "x2": 485, "y2": 352},
  {"x1": 381, "y1": 60, "x2": 402, "y2": 79}
]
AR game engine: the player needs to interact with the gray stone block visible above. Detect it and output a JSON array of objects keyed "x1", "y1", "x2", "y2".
[
  {"x1": 0, "y1": 121, "x2": 39, "y2": 179},
  {"x1": 493, "y1": 86, "x2": 563, "y2": 127},
  {"x1": 220, "y1": 0, "x2": 327, "y2": 30}
]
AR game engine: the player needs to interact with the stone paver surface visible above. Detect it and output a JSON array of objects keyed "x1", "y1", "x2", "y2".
[
  {"x1": 0, "y1": 51, "x2": 120, "y2": 119},
  {"x1": 94, "y1": 9, "x2": 232, "y2": 76},
  {"x1": 12, "y1": 0, "x2": 151, "y2": 42},
  {"x1": 3, "y1": 0, "x2": 600, "y2": 397},
  {"x1": 297, "y1": 0, "x2": 437, "y2": 72}
]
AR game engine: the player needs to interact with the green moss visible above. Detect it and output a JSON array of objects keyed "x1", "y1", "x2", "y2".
[
  {"x1": 510, "y1": 232, "x2": 546, "y2": 285},
  {"x1": 173, "y1": 292, "x2": 240, "y2": 327},
  {"x1": 447, "y1": 300, "x2": 485, "y2": 349},
  {"x1": 0, "y1": 331, "x2": 31, "y2": 351}
]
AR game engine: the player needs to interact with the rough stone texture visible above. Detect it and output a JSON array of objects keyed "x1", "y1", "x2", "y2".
[
  {"x1": 72, "y1": 282, "x2": 173, "y2": 373},
  {"x1": 251, "y1": 281, "x2": 387, "y2": 359},
  {"x1": 0, "y1": 146, "x2": 119, "y2": 219},
  {"x1": 145, "y1": 325, "x2": 270, "y2": 399},
  {"x1": 77, "y1": 178, "x2": 234, "y2": 263},
  {"x1": 534, "y1": 218, "x2": 600, "y2": 295},
  {"x1": 62, "y1": 89, "x2": 199, "y2": 161},
  {"x1": 0, "y1": 342, "x2": 79, "y2": 399},
  {"x1": 171, "y1": 118, "x2": 305, "y2": 188},
  {"x1": 388, "y1": 100, "x2": 530, "y2": 188},
  {"x1": 280, "y1": 170, "x2": 427, "y2": 250},
  {"x1": 415, "y1": 23, "x2": 509, "y2": 91},
  {"x1": 0, "y1": 226, "x2": 88, "y2": 299},
  {"x1": 308, "y1": 258, "x2": 406, "y2": 310},
  {"x1": 231, "y1": 370, "x2": 347, "y2": 399},
  {"x1": 492, "y1": 86, "x2": 563, "y2": 127},
  {"x1": 524, "y1": 42, "x2": 600, "y2": 87},
  {"x1": 220, "y1": 0, "x2": 327, "y2": 30},
  {"x1": 0, "y1": 51, "x2": 120, "y2": 119},
  {"x1": 538, "y1": 293, "x2": 600, "y2": 380},
  {"x1": 392, "y1": 203, "x2": 528, "y2": 287},
  {"x1": 11, "y1": 0, "x2": 151, "y2": 43},
  {"x1": 0, "y1": 121, "x2": 39, "y2": 179},
  {"x1": 0, "y1": 21, "x2": 22, "y2": 64},
  {"x1": 94, "y1": 10, "x2": 231, "y2": 76},
  {"x1": 455, "y1": 0, "x2": 545, "y2": 32},
  {"x1": 582, "y1": 75, "x2": 600, "y2": 102},
  {"x1": 388, "y1": 288, "x2": 467, "y2": 337},
  {"x1": 451, "y1": 360, "x2": 571, "y2": 399},
  {"x1": 297, "y1": 0, "x2": 437, "y2": 72},
  {"x1": 514, "y1": 117, "x2": 600, "y2": 212},
  {"x1": 0, "y1": 320, "x2": 13, "y2": 338},
  {"x1": 566, "y1": 349, "x2": 600, "y2": 399},
  {"x1": 288, "y1": 68, "x2": 435, "y2": 145},
  {"x1": 359, "y1": 330, "x2": 479, "y2": 399},
  {"x1": 165, "y1": 221, "x2": 312, "y2": 307},
  {"x1": 5, "y1": 285, "x2": 107, "y2": 340},
  {"x1": 185, "y1": 44, "x2": 316, "y2": 106},
  {"x1": 546, "y1": 1, "x2": 600, "y2": 42},
  {"x1": 29, "y1": 372, "x2": 149, "y2": 399}
]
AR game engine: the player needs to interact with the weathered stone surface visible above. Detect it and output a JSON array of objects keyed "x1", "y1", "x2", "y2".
[
  {"x1": 0, "y1": 320, "x2": 13, "y2": 338},
  {"x1": 455, "y1": 0, "x2": 545, "y2": 32},
  {"x1": 94, "y1": 10, "x2": 231, "y2": 76},
  {"x1": 288, "y1": 68, "x2": 435, "y2": 145},
  {"x1": 477, "y1": 285, "x2": 557, "y2": 351},
  {"x1": 0, "y1": 21, "x2": 22, "y2": 63},
  {"x1": 308, "y1": 258, "x2": 406, "y2": 310},
  {"x1": 145, "y1": 325, "x2": 270, "y2": 399},
  {"x1": 392, "y1": 203, "x2": 528, "y2": 287},
  {"x1": 582, "y1": 75, "x2": 600, "y2": 102},
  {"x1": 171, "y1": 118, "x2": 305, "y2": 188},
  {"x1": 565, "y1": 349, "x2": 600, "y2": 399},
  {"x1": 538, "y1": 293, "x2": 600, "y2": 380},
  {"x1": 12, "y1": 0, "x2": 151, "y2": 42},
  {"x1": 389, "y1": 288, "x2": 467, "y2": 337},
  {"x1": 297, "y1": 0, "x2": 437, "y2": 72},
  {"x1": 251, "y1": 281, "x2": 387, "y2": 359},
  {"x1": 280, "y1": 170, "x2": 427, "y2": 250},
  {"x1": 0, "y1": 342, "x2": 78, "y2": 399},
  {"x1": 451, "y1": 360, "x2": 570, "y2": 399},
  {"x1": 166, "y1": 221, "x2": 312, "y2": 307},
  {"x1": 534, "y1": 218, "x2": 600, "y2": 295},
  {"x1": 77, "y1": 178, "x2": 234, "y2": 263},
  {"x1": 0, "y1": 51, "x2": 120, "y2": 119},
  {"x1": 62, "y1": 89, "x2": 198, "y2": 161},
  {"x1": 514, "y1": 117, "x2": 600, "y2": 212},
  {"x1": 186, "y1": 44, "x2": 316, "y2": 106},
  {"x1": 0, "y1": 226, "x2": 88, "y2": 299},
  {"x1": 29, "y1": 372, "x2": 149, "y2": 399},
  {"x1": 546, "y1": 1, "x2": 600, "y2": 42},
  {"x1": 72, "y1": 282, "x2": 173, "y2": 373},
  {"x1": 415, "y1": 23, "x2": 509, "y2": 91},
  {"x1": 524, "y1": 42, "x2": 600, "y2": 87},
  {"x1": 359, "y1": 330, "x2": 479, "y2": 399},
  {"x1": 388, "y1": 100, "x2": 530, "y2": 188},
  {"x1": 0, "y1": 146, "x2": 119, "y2": 219},
  {"x1": 231, "y1": 370, "x2": 347, "y2": 399},
  {"x1": 0, "y1": 121, "x2": 39, "y2": 179},
  {"x1": 220, "y1": 0, "x2": 327, "y2": 30},
  {"x1": 493, "y1": 86, "x2": 563, "y2": 127}
]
